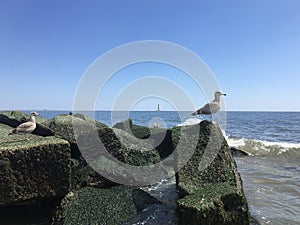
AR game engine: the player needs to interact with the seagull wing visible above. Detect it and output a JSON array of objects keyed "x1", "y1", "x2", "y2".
[
  {"x1": 14, "y1": 121, "x2": 35, "y2": 133},
  {"x1": 207, "y1": 102, "x2": 221, "y2": 114},
  {"x1": 192, "y1": 102, "x2": 220, "y2": 115}
]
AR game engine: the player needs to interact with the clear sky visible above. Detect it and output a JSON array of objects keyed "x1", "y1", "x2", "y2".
[{"x1": 1, "y1": 0, "x2": 300, "y2": 111}]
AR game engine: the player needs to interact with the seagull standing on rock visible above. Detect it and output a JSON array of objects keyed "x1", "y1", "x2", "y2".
[
  {"x1": 9, "y1": 112, "x2": 39, "y2": 139},
  {"x1": 192, "y1": 91, "x2": 226, "y2": 121}
]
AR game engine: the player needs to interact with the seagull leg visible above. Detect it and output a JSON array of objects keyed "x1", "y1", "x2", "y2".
[{"x1": 210, "y1": 115, "x2": 217, "y2": 124}]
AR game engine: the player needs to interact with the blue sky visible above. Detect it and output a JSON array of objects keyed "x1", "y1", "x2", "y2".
[{"x1": 1, "y1": 0, "x2": 300, "y2": 111}]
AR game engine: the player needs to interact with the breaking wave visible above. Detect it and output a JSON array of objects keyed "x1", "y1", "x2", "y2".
[
  {"x1": 226, "y1": 137, "x2": 300, "y2": 157},
  {"x1": 176, "y1": 117, "x2": 202, "y2": 126},
  {"x1": 176, "y1": 117, "x2": 300, "y2": 158}
]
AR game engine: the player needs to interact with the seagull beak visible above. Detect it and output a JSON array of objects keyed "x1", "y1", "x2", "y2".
[{"x1": 223, "y1": 93, "x2": 227, "y2": 96}]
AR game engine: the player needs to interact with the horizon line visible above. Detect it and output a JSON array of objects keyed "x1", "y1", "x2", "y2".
[{"x1": 1, "y1": 109, "x2": 300, "y2": 113}]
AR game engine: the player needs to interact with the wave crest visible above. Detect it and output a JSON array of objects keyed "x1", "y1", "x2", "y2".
[
  {"x1": 227, "y1": 137, "x2": 300, "y2": 156},
  {"x1": 176, "y1": 118, "x2": 202, "y2": 126}
]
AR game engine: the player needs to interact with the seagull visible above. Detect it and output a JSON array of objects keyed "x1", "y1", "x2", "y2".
[
  {"x1": 9, "y1": 112, "x2": 39, "y2": 139},
  {"x1": 192, "y1": 91, "x2": 226, "y2": 121}
]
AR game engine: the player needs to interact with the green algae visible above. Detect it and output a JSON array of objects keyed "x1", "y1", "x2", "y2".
[
  {"x1": 0, "y1": 124, "x2": 71, "y2": 206},
  {"x1": 174, "y1": 121, "x2": 250, "y2": 224},
  {"x1": 53, "y1": 186, "x2": 158, "y2": 225},
  {"x1": 177, "y1": 182, "x2": 249, "y2": 225}
]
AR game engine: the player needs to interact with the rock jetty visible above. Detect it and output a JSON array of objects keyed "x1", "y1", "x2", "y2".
[{"x1": 0, "y1": 111, "x2": 251, "y2": 224}]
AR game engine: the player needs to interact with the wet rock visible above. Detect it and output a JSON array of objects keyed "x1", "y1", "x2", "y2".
[
  {"x1": 43, "y1": 114, "x2": 162, "y2": 186},
  {"x1": 177, "y1": 182, "x2": 249, "y2": 225},
  {"x1": 0, "y1": 123, "x2": 71, "y2": 206},
  {"x1": 52, "y1": 186, "x2": 159, "y2": 225},
  {"x1": 0, "y1": 198, "x2": 59, "y2": 225},
  {"x1": 44, "y1": 114, "x2": 161, "y2": 165},
  {"x1": 70, "y1": 158, "x2": 116, "y2": 189},
  {"x1": 113, "y1": 118, "x2": 133, "y2": 130},
  {"x1": 113, "y1": 119, "x2": 174, "y2": 158},
  {"x1": 173, "y1": 121, "x2": 250, "y2": 225},
  {"x1": 42, "y1": 114, "x2": 93, "y2": 158},
  {"x1": 149, "y1": 128, "x2": 173, "y2": 158},
  {"x1": 230, "y1": 147, "x2": 249, "y2": 156},
  {"x1": 73, "y1": 113, "x2": 108, "y2": 129},
  {"x1": 113, "y1": 128, "x2": 160, "y2": 166}
]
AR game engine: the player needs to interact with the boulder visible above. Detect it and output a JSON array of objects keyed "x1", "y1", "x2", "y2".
[
  {"x1": 230, "y1": 147, "x2": 249, "y2": 157},
  {"x1": 70, "y1": 158, "x2": 116, "y2": 189},
  {"x1": 173, "y1": 121, "x2": 250, "y2": 225},
  {"x1": 148, "y1": 128, "x2": 173, "y2": 158},
  {"x1": 113, "y1": 128, "x2": 160, "y2": 166},
  {"x1": 73, "y1": 113, "x2": 108, "y2": 129},
  {"x1": 52, "y1": 186, "x2": 159, "y2": 225},
  {"x1": 113, "y1": 119, "x2": 174, "y2": 158},
  {"x1": 0, "y1": 123, "x2": 71, "y2": 206},
  {"x1": 43, "y1": 114, "x2": 161, "y2": 164},
  {"x1": 113, "y1": 118, "x2": 133, "y2": 130},
  {"x1": 0, "y1": 110, "x2": 54, "y2": 136},
  {"x1": 43, "y1": 114, "x2": 163, "y2": 186},
  {"x1": 42, "y1": 114, "x2": 109, "y2": 158},
  {"x1": 177, "y1": 182, "x2": 249, "y2": 225}
]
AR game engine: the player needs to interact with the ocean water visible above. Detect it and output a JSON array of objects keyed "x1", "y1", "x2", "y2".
[{"x1": 23, "y1": 111, "x2": 300, "y2": 224}]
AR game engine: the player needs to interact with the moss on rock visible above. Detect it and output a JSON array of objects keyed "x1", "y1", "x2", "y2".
[
  {"x1": 0, "y1": 123, "x2": 71, "y2": 206},
  {"x1": 42, "y1": 114, "x2": 109, "y2": 158},
  {"x1": 113, "y1": 128, "x2": 160, "y2": 166},
  {"x1": 173, "y1": 121, "x2": 250, "y2": 224},
  {"x1": 113, "y1": 118, "x2": 133, "y2": 131},
  {"x1": 43, "y1": 114, "x2": 162, "y2": 186},
  {"x1": 177, "y1": 182, "x2": 249, "y2": 225},
  {"x1": 43, "y1": 115, "x2": 161, "y2": 166},
  {"x1": 70, "y1": 158, "x2": 116, "y2": 189},
  {"x1": 113, "y1": 119, "x2": 174, "y2": 159},
  {"x1": 52, "y1": 186, "x2": 159, "y2": 225}
]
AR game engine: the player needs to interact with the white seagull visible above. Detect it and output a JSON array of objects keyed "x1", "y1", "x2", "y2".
[
  {"x1": 192, "y1": 91, "x2": 226, "y2": 121},
  {"x1": 9, "y1": 112, "x2": 39, "y2": 139}
]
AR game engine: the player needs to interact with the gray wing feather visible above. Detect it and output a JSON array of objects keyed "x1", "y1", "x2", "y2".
[{"x1": 193, "y1": 102, "x2": 220, "y2": 115}]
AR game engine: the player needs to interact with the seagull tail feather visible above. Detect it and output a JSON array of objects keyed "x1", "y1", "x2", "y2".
[{"x1": 8, "y1": 129, "x2": 16, "y2": 135}]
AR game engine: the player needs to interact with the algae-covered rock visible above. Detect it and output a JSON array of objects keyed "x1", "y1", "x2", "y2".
[
  {"x1": 148, "y1": 128, "x2": 173, "y2": 158},
  {"x1": 131, "y1": 124, "x2": 151, "y2": 139},
  {"x1": 0, "y1": 123, "x2": 71, "y2": 206},
  {"x1": 113, "y1": 118, "x2": 133, "y2": 130},
  {"x1": 52, "y1": 186, "x2": 159, "y2": 225},
  {"x1": 73, "y1": 113, "x2": 108, "y2": 129},
  {"x1": 0, "y1": 110, "x2": 54, "y2": 136},
  {"x1": 173, "y1": 121, "x2": 250, "y2": 224},
  {"x1": 173, "y1": 122, "x2": 237, "y2": 195},
  {"x1": 79, "y1": 128, "x2": 165, "y2": 186},
  {"x1": 43, "y1": 114, "x2": 162, "y2": 186},
  {"x1": 177, "y1": 182, "x2": 249, "y2": 225},
  {"x1": 113, "y1": 128, "x2": 160, "y2": 166},
  {"x1": 42, "y1": 114, "x2": 109, "y2": 158},
  {"x1": 70, "y1": 158, "x2": 116, "y2": 189},
  {"x1": 113, "y1": 120, "x2": 173, "y2": 159},
  {"x1": 113, "y1": 120, "x2": 152, "y2": 139},
  {"x1": 44, "y1": 114, "x2": 161, "y2": 166}
]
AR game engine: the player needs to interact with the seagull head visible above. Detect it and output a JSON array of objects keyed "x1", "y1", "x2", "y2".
[
  {"x1": 30, "y1": 111, "x2": 39, "y2": 116},
  {"x1": 215, "y1": 91, "x2": 226, "y2": 97}
]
